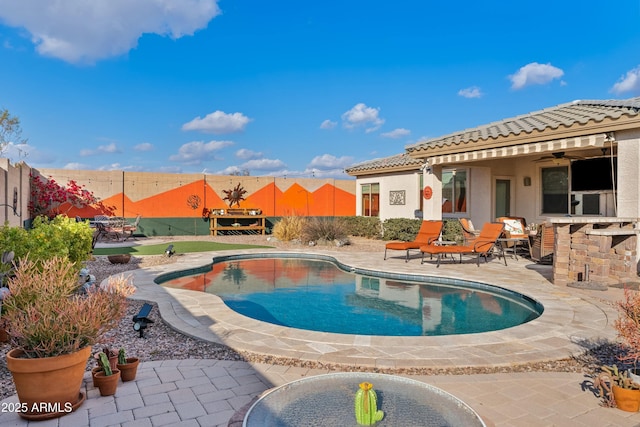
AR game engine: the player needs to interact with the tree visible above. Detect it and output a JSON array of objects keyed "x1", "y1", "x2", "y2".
[{"x1": 0, "y1": 109, "x2": 28, "y2": 159}]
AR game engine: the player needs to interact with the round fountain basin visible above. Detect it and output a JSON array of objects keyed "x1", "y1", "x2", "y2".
[{"x1": 243, "y1": 372, "x2": 486, "y2": 427}]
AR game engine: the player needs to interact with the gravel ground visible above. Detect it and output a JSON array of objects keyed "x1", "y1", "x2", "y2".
[{"x1": 0, "y1": 235, "x2": 630, "y2": 401}]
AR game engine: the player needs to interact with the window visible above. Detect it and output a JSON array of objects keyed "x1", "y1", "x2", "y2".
[
  {"x1": 541, "y1": 166, "x2": 568, "y2": 214},
  {"x1": 361, "y1": 183, "x2": 379, "y2": 217},
  {"x1": 441, "y1": 169, "x2": 467, "y2": 214}
]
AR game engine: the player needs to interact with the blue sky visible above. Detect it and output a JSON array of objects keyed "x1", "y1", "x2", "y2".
[{"x1": 1, "y1": 1, "x2": 640, "y2": 179}]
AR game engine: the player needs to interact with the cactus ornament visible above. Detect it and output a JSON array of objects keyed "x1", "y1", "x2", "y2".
[{"x1": 354, "y1": 382, "x2": 384, "y2": 425}]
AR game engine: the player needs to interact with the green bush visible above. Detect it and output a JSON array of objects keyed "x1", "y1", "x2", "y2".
[
  {"x1": 442, "y1": 219, "x2": 463, "y2": 243},
  {"x1": 341, "y1": 216, "x2": 382, "y2": 239},
  {"x1": 302, "y1": 217, "x2": 349, "y2": 243},
  {"x1": 382, "y1": 218, "x2": 422, "y2": 241},
  {"x1": 0, "y1": 215, "x2": 93, "y2": 268}
]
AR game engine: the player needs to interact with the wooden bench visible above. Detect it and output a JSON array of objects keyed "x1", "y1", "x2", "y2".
[{"x1": 209, "y1": 208, "x2": 265, "y2": 236}]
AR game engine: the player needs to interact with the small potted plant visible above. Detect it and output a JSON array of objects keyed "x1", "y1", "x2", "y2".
[
  {"x1": 595, "y1": 364, "x2": 640, "y2": 411},
  {"x1": 92, "y1": 351, "x2": 121, "y2": 396},
  {"x1": 116, "y1": 347, "x2": 140, "y2": 382}
]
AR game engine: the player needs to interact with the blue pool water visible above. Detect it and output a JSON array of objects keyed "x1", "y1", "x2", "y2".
[{"x1": 159, "y1": 256, "x2": 543, "y2": 336}]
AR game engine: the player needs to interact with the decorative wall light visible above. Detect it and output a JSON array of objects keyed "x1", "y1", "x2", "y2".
[{"x1": 523, "y1": 176, "x2": 532, "y2": 187}]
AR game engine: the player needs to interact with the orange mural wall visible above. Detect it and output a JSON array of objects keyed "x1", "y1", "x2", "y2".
[{"x1": 35, "y1": 169, "x2": 356, "y2": 219}]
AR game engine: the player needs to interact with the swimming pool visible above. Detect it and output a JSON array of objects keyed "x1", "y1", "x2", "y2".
[{"x1": 157, "y1": 254, "x2": 543, "y2": 336}]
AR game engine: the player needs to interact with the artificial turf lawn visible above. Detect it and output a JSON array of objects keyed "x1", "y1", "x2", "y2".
[{"x1": 92, "y1": 241, "x2": 273, "y2": 256}]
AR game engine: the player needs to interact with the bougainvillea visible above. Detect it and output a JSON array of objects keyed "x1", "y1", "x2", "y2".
[{"x1": 29, "y1": 174, "x2": 99, "y2": 218}]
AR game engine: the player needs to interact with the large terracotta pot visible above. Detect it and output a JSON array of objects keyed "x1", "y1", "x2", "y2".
[
  {"x1": 117, "y1": 357, "x2": 140, "y2": 382},
  {"x1": 612, "y1": 385, "x2": 640, "y2": 412},
  {"x1": 6, "y1": 346, "x2": 90, "y2": 420},
  {"x1": 93, "y1": 369, "x2": 120, "y2": 396}
]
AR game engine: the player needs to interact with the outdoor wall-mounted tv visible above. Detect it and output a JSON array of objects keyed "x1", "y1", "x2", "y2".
[{"x1": 571, "y1": 157, "x2": 617, "y2": 191}]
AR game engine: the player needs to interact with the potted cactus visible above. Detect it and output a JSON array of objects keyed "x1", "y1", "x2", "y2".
[
  {"x1": 595, "y1": 364, "x2": 640, "y2": 411},
  {"x1": 3, "y1": 256, "x2": 134, "y2": 420},
  {"x1": 92, "y1": 352, "x2": 121, "y2": 396},
  {"x1": 116, "y1": 347, "x2": 140, "y2": 382}
]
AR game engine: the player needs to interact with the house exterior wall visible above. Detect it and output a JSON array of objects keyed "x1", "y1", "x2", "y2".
[{"x1": 355, "y1": 171, "x2": 421, "y2": 221}]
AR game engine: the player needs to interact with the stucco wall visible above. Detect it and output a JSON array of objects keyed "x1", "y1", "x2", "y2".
[
  {"x1": 0, "y1": 159, "x2": 30, "y2": 227},
  {"x1": 35, "y1": 168, "x2": 356, "y2": 219}
]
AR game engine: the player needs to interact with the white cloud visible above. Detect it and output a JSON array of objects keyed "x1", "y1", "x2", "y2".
[
  {"x1": 79, "y1": 142, "x2": 120, "y2": 156},
  {"x1": 341, "y1": 103, "x2": 384, "y2": 132},
  {"x1": 168, "y1": 139, "x2": 233, "y2": 165},
  {"x1": 509, "y1": 62, "x2": 564, "y2": 90},
  {"x1": 320, "y1": 119, "x2": 337, "y2": 130},
  {"x1": 308, "y1": 154, "x2": 354, "y2": 170},
  {"x1": 217, "y1": 165, "x2": 243, "y2": 175},
  {"x1": 63, "y1": 162, "x2": 90, "y2": 170},
  {"x1": 236, "y1": 148, "x2": 262, "y2": 160},
  {"x1": 0, "y1": 1, "x2": 221, "y2": 64},
  {"x1": 240, "y1": 158, "x2": 286, "y2": 171},
  {"x1": 182, "y1": 110, "x2": 252, "y2": 134},
  {"x1": 458, "y1": 86, "x2": 483, "y2": 98},
  {"x1": 380, "y1": 128, "x2": 411, "y2": 139},
  {"x1": 611, "y1": 66, "x2": 640, "y2": 95},
  {"x1": 134, "y1": 142, "x2": 154, "y2": 152}
]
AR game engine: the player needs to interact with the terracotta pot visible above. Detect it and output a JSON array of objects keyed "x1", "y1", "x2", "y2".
[
  {"x1": 108, "y1": 254, "x2": 131, "y2": 264},
  {"x1": 612, "y1": 385, "x2": 640, "y2": 412},
  {"x1": 93, "y1": 369, "x2": 120, "y2": 396},
  {"x1": 6, "y1": 346, "x2": 90, "y2": 420},
  {"x1": 109, "y1": 355, "x2": 118, "y2": 371},
  {"x1": 0, "y1": 327, "x2": 8, "y2": 343},
  {"x1": 91, "y1": 366, "x2": 103, "y2": 387},
  {"x1": 116, "y1": 357, "x2": 140, "y2": 382}
]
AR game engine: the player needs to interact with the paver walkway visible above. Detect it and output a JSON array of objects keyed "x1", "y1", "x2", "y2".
[{"x1": 2, "y1": 360, "x2": 639, "y2": 426}]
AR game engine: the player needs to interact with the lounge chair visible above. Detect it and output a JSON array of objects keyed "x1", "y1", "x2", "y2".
[
  {"x1": 384, "y1": 220, "x2": 444, "y2": 262},
  {"x1": 459, "y1": 218, "x2": 480, "y2": 245},
  {"x1": 420, "y1": 222, "x2": 506, "y2": 267}
]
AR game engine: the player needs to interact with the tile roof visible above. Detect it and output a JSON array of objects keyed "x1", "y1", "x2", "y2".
[
  {"x1": 406, "y1": 97, "x2": 640, "y2": 152},
  {"x1": 345, "y1": 152, "x2": 423, "y2": 174}
]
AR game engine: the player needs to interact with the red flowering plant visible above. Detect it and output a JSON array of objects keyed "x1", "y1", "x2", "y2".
[{"x1": 28, "y1": 174, "x2": 99, "y2": 218}]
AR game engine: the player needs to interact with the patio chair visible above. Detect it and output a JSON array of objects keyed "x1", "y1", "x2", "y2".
[
  {"x1": 496, "y1": 216, "x2": 528, "y2": 239},
  {"x1": 123, "y1": 215, "x2": 141, "y2": 241},
  {"x1": 459, "y1": 218, "x2": 480, "y2": 245},
  {"x1": 530, "y1": 223, "x2": 554, "y2": 264},
  {"x1": 420, "y1": 222, "x2": 506, "y2": 267},
  {"x1": 384, "y1": 220, "x2": 444, "y2": 262}
]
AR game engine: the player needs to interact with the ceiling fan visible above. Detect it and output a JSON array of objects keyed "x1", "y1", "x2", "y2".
[{"x1": 534, "y1": 151, "x2": 584, "y2": 163}]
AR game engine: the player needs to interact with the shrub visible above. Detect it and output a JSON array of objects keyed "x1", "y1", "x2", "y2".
[
  {"x1": 442, "y1": 219, "x2": 464, "y2": 243},
  {"x1": 272, "y1": 216, "x2": 308, "y2": 241},
  {"x1": 341, "y1": 216, "x2": 382, "y2": 239},
  {"x1": 3, "y1": 256, "x2": 135, "y2": 358},
  {"x1": 302, "y1": 217, "x2": 349, "y2": 243},
  {"x1": 382, "y1": 218, "x2": 421, "y2": 241},
  {"x1": 0, "y1": 215, "x2": 93, "y2": 267}
]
